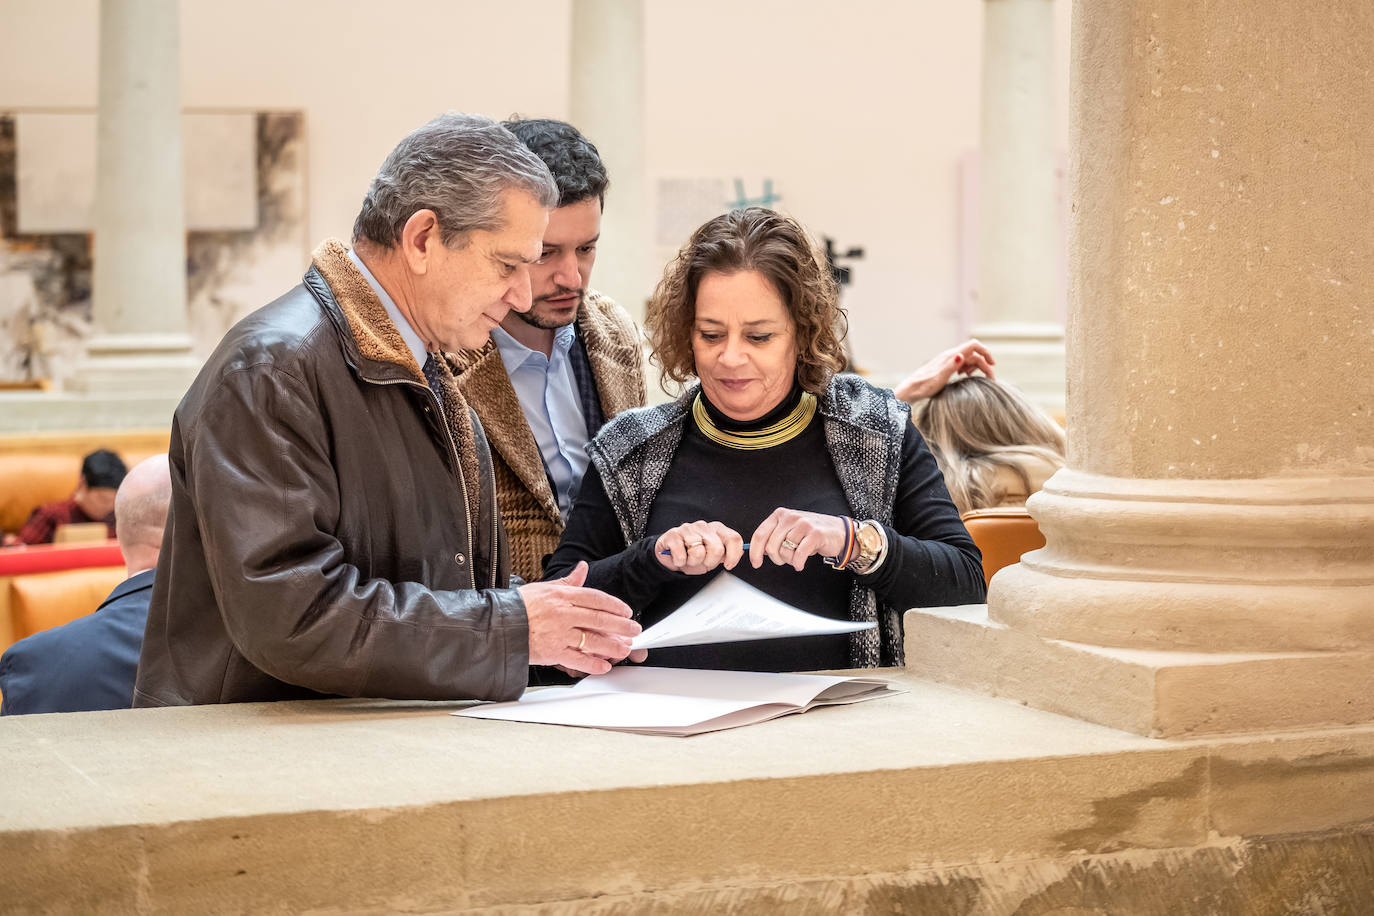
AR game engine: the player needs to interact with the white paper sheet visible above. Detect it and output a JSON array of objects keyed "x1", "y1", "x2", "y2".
[
  {"x1": 454, "y1": 665, "x2": 901, "y2": 737},
  {"x1": 629, "y1": 572, "x2": 876, "y2": 650}
]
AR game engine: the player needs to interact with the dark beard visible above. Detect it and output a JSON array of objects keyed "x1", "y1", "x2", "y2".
[{"x1": 515, "y1": 288, "x2": 584, "y2": 330}]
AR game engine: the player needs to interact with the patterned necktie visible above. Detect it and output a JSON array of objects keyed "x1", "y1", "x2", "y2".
[{"x1": 421, "y1": 353, "x2": 451, "y2": 430}]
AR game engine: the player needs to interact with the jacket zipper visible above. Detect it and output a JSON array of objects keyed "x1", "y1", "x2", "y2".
[
  {"x1": 446, "y1": 350, "x2": 498, "y2": 587},
  {"x1": 368, "y1": 376, "x2": 475, "y2": 586},
  {"x1": 315, "y1": 279, "x2": 477, "y2": 588},
  {"x1": 486, "y1": 444, "x2": 499, "y2": 589}
]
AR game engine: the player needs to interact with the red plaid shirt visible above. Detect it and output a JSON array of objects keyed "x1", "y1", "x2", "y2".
[{"x1": 16, "y1": 498, "x2": 116, "y2": 545}]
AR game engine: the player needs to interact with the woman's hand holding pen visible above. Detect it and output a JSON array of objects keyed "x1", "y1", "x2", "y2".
[{"x1": 654, "y1": 520, "x2": 746, "y2": 575}]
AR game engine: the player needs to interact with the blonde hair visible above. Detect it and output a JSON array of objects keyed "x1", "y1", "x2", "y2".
[{"x1": 912, "y1": 376, "x2": 1065, "y2": 514}]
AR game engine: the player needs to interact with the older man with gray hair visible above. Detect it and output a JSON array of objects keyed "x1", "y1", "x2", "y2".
[{"x1": 135, "y1": 113, "x2": 642, "y2": 708}]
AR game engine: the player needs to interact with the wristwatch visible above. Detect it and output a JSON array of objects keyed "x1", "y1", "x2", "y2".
[{"x1": 847, "y1": 520, "x2": 888, "y2": 575}]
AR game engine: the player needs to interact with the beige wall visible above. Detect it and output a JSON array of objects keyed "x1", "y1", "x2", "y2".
[
  {"x1": 0, "y1": 0, "x2": 1072, "y2": 384},
  {"x1": 0, "y1": 0, "x2": 571, "y2": 250}
]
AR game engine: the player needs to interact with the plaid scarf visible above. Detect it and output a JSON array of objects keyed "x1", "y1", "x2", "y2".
[{"x1": 568, "y1": 329, "x2": 607, "y2": 437}]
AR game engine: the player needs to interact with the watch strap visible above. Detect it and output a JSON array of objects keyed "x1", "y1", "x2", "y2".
[{"x1": 849, "y1": 520, "x2": 889, "y2": 575}]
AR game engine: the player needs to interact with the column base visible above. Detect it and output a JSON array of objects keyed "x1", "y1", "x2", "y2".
[
  {"x1": 905, "y1": 604, "x2": 1374, "y2": 738},
  {"x1": 64, "y1": 332, "x2": 200, "y2": 397},
  {"x1": 1000, "y1": 469, "x2": 1374, "y2": 652},
  {"x1": 968, "y1": 321, "x2": 1065, "y2": 412}
]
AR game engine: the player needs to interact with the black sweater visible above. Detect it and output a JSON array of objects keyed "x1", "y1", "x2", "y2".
[{"x1": 545, "y1": 391, "x2": 985, "y2": 671}]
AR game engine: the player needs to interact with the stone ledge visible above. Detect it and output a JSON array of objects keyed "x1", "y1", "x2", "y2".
[
  {"x1": 3, "y1": 671, "x2": 1374, "y2": 912},
  {"x1": 461, "y1": 831, "x2": 1374, "y2": 915},
  {"x1": 905, "y1": 604, "x2": 1374, "y2": 737},
  {"x1": 0, "y1": 392, "x2": 183, "y2": 433}
]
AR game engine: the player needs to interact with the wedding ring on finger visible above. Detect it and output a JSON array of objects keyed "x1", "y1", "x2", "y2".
[
  {"x1": 782, "y1": 538, "x2": 800, "y2": 551},
  {"x1": 686, "y1": 539, "x2": 705, "y2": 549},
  {"x1": 577, "y1": 631, "x2": 587, "y2": 652}
]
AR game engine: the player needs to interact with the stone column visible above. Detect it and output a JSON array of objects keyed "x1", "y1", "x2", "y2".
[
  {"x1": 974, "y1": 0, "x2": 1065, "y2": 411},
  {"x1": 570, "y1": 0, "x2": 651, "y2": 321},
  {"x1": 68, "y1": 0, "x2": 198, "y2": 397},
  {"x1": 906, "y1": 0, "x2": 1374, "y2": 737}
]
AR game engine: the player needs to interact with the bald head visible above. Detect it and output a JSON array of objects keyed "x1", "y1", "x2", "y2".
[{"x1": 115, "y1": 454, "x2": 171, "y2": 577}]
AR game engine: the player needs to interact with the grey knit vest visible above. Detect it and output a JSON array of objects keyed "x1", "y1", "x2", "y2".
[{"x1": 586, "y1": 374, "x2": 911, "y2": 667}]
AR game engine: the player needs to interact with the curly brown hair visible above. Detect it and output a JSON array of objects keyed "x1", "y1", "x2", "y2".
[{"x1": 646, "y1": 207, "x2": 848, "y2": 395}]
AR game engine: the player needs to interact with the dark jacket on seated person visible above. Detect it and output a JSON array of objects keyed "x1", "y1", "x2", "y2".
[{"x1": 0, "y1": 569, "x2": 154, "y2": 715}]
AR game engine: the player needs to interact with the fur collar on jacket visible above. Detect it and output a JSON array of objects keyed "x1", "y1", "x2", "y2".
[{"x1": 310, "y1": 239, "x2": 483, "y2": 516}]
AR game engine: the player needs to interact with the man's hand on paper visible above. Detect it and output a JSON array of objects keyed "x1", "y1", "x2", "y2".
[
  {"x1": 520, "y1": 562, "x2": 647, "y2": 675},
  {"x1": 750, "y1": 508, "x2": 848, "y2": 572},
  {"x1": 655, "y1": 520, "x2": 746, "y2": 575}
]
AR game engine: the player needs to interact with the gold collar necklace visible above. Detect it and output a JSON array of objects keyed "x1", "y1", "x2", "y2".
[{"x1": 693, "y1": 391, "x2": 818, "y2": 450}]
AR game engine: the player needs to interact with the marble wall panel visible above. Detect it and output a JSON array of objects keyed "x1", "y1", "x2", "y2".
[{"x1": 0, "y1": 111, "x2": 307, "y2": 383}]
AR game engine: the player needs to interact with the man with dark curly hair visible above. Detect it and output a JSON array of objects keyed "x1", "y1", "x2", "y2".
[{"x1": 449, "y1": 118, "x2": 647, "y2": 583}]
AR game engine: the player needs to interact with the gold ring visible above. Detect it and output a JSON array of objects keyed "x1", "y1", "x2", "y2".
[
  {"x1": 577, "y1": 631, "x2": 587, "y2": 652},
  {"x1": 686, "y1": 539, "x2": 704, "y2": 548},
  {"x1": 782, "y1": 538, "x2": 799, "y2": 551}
]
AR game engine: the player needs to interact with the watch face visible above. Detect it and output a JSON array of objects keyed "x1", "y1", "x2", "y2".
[
  {"x1": 848, "y1": 521, "x2": 882, "y2": 572},
  {"x1": 858, "y1": 522, "x2": 883, "y2": 554}
]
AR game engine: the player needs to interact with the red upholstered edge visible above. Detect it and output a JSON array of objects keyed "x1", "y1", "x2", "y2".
[{"x1": 0, "y1": 540, "x2": 124, "y2": 576}]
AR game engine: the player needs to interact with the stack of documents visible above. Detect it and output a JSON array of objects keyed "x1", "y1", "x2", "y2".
[
  {"x1": 454, "y1": 573, "x2": 901, "y2": 737},
  {"x1": 456, "y1": 665, "x2": 898, "y2": 737}
]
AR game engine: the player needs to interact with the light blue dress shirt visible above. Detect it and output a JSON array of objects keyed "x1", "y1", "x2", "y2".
[
  {"x1": 491, "y1": 325, "x2": 591, "y2": 517},
  {"x1": 348, "y1": 248, "x2": 428, "y2": 370}
]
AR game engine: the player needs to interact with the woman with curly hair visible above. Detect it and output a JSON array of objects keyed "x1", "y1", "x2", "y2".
[{"x1": 544, "y1": 208, "x2": 985, "y2": 671}]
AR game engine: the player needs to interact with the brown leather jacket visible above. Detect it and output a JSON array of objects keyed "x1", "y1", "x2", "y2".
[{"x1": 134, "y1": 240, "x2": 529, "y2": 706}]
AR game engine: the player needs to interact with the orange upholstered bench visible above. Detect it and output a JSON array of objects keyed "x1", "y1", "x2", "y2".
[
  {"x1": 959, "y1": 507, "x2": 1047, "y2": 585},
  {"x1": 0, "y1": 429, "x2": 169, "y2": 537},
  {"x1": 0, "y1": 540, "x2": 127, "y2": 653},
  {"x1": 9, "y1": 567, "x2": 127, "y2": 644}
]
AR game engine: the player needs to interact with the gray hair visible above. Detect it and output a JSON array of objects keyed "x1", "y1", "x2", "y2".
[{"x1": 352, "y1": 112, "x2": 558, "y2": 249}]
